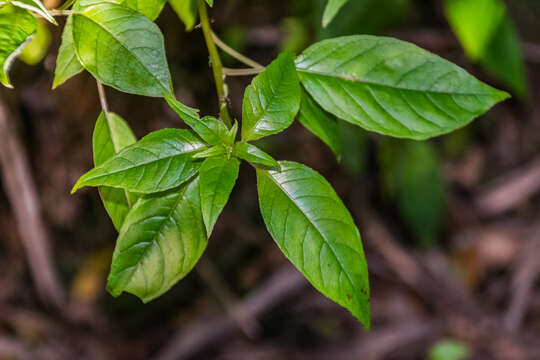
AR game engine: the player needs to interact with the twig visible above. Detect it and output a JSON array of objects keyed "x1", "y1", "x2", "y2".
[
  {"x1": 222, "y1": 67, "x2": 264, "y2": 77},
  {"x1": 211, "y1": 30, "x2": 264, "y2": 69},
  {"x1": 154, "y1": 265, "x2": 306, "y2": 360},
  {"x1": 198, "y1": 0, "x2": 232, "y2": 128},
  {"x1": 504, "y1": 229, "x2": 540, "y2": 332},
  {"x1": 0, "y1": 97, "x2": 66, "y2": 310},
  {"x1": 475, "y1": 156, "x2": 540, "y2": 216}
]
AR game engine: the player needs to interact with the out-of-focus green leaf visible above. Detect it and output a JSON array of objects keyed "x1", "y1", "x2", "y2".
[
  {"x1": 298, "y1": 89, "x2": 342, "y2": 158},
  {"x1": 429, "y1": 339, "x2": 471, "y2": 360},
  {"x1": 339, "y1": 122, "x2": 366, "y2": 176},
  {"x1": 322, "y1": 0, "x2": 348, "y2": 27},
  {"x1": 72, "y1": 2, "x2": 173, "y2": 97},
  {"x1": 169, "y1": 0, "x2": 198, "y2": 31},
  {"x1": 93, "y1": 112, "x2": 137, "y2": 231},
  {"x1": 0, "y1": 4, "x2": 36, "y2": 88},
  {"x1": 257, "y1": 161, "x2": 370, "y2": 328},
  {"x1": 242, "y1": 51, "x2": 301, "y2": 141},
  {"x1": 396, "y1": 141, "x2": 445, "y2": 247},
  {"x1": 444, "y1": 0, "x2": 528, "y2": 97},
  {"x1": 296, "y1": 35, "x2": 509, "y2": 140},
  {"x1": 73, "y1": 129, "x2": 206, "y2": 194},
  {"x1": 107, "y1": 176, "x2": 207, "y2": 302},
  {"x1": 19, "y1": 19, "x2": 50, "y2": 65},
  {"x1": 199, "y1": 155, "x2": 239, "y2": 236}
]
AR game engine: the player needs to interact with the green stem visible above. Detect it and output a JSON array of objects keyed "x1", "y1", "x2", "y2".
[
  {"x1": 198, "y1": 0, "x2": 232, "y2": 128},
  {"x1": 211, "y1": 30, "x2": 264, "y2": 69}
]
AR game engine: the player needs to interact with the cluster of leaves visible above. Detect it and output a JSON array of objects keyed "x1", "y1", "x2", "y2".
[{"x1": 0, "y1": 0, "x2": 510, "y2": 328}]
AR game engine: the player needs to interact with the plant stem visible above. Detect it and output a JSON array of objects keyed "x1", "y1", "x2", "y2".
[
  {"x1": 49, "y1": 9, "x2": 75, "y2": 16},
  {"x1": 198, "y1": 0, "x2": 232, "y2": 128},
  {"x1": 211, "y1": 30, "x2": 264, "y2": 70},
  {"x1": 222, "y1": 67, "x2": 264, "y2": 77},
  {"x1": 96, "y1": 80, "x2": 110, "y2": 114}
]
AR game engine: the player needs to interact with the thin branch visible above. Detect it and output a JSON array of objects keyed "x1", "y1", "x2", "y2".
[
  {"x1": 222, "y1": 67, "x2": 264, "y2": 77},
  {"x1": 198, "y1": 0, "x2": 232, "y2": 128},
  {"x1": 211, "y1": 30, "x2": 264, "y2": 70},
  {"x1": 96, "y1": 81, "x2": 109, "y2": 114}
]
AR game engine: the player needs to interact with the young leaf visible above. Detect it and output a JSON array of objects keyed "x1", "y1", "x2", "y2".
[
  {"x1": 52, "y1": 16, "x2": 83, "y2": 89},
  {"x1": 241, "y1": 51, "x2": 301, "y2": 142},
  {"x1": 199, "y1": 155, "x2": 240, "y2": 236},
  {"x1": 192, "y1": 145, "x2": 227, "y2": 159},
  {"x1": 165, "y1": 94, "x2": 229, "y2": 145},
  {"x1": 0, "y1": 4, "x2": 37, "y2": 88},
  {"x1": 72, "y1": 2, "x2": 173, "y2": 97},
  {"x1": 73, "y1": 129, "x2": 206, "y2": 194},
  {"x1": 257, "y1": 161, "x2": 370, "y2": 327},
  {"x1": 121, "y1": 0, "x2": 166, "y2": 20},
  {"x1": 93, "y1": 111, "x2": 137, "y2": 231},
  {"x1": 296, "y1": 35, "x2": 510, "y2": 140},
  {"x1": 168, "y1": 0, "x2": 198, "y2": 31},
  {"x1": 298, "y1": 89, "x2": 342, "y2": 159},
  {"x1": 10, "y1": 0, "x2": 57, "y2": 25},
  {"x1": 233, "y1": 142, "x2": 279, "y2": 170},
  {"x1": 18, "y1": 18, "x2": 51, "y2": 65},
  {"x1": 107, "y1": 177, "x2": 208, "y2": 302},
  {"x1": 444, "y1": 0, "x2": 527, "y2": 97},
  {"x1": 322, "y1": 0, "x2": 349, "y2": 28}
]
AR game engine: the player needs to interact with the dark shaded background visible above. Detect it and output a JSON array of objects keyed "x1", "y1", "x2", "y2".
[{"x1": 1, "y1": 0, "x2": 540, "y2": 359}]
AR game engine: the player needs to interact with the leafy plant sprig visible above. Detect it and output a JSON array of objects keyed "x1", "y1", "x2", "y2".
[{"x1": 0, "y1": 0, "x2": 510, "y2": 329}]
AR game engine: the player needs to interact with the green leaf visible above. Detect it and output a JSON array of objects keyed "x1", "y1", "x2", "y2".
[
  {"x1": 0, "y1": 4, "x2": 36, "y2": 88},
  {"x1": 205, "y1": 0, "x2": 213, "y2": 6},
  {"x1": 18, "y1": 18, "x2": 51, "y2": 65},
  {"x1": 241, "y1": 51, "x2": 301, "y2": 141},
  {"x1": 429, "y1": 339, "x2": 471, "y2": 360},
  {"x1": 192, "y1": 145, "x2": 227, "y2": 159},
  {"x1": 165, "y1": 94, "x2": 229, "y2": 146},
  {"x1": 298, "y1": 89, "x2": 342, "y2": 158},
  {"x1": 73, "y1": 129, "x2": 206, "y2": 194},
  {"x1": 444, "y1": 0, "x2": 527, "y2": 97},
  {"x1": 168, "y1": 0, "x2": 197, "y2": 31},
  {"x1": 107, "y1": 176, "x2": 207, "y2": 302},
  {"x1": 395, "y1": 141, "x2": 445, "y2": 247},
  {"x1": 233, "y1": 142, "x2": 279, "y2": 170},
  {"x1": 257, "y1": 161, "x2": 370, "y2": 327},
  {"x1": 121, "y1": 0, "x2": 166, "y2": 20},
  {"x1": 199, "y1": 155, "x2": 239, "y2": 236},
  {"x1": 93, "y1": 111, "x2": 137, "y2": 231},
  {"x1": 72, "y1": 2, "x2": 173, "y2": 97},
  {"x1": 10, "y1": 0, "x2": 57, "y2": 25},
  {"x1": 52, "y1": 16, "x2": 83, "y2": 89},
  {"x1": 296, "y1": 35, "x2": 510, "y2": 140},
  {"x1": 322, "y1": 0, "x2": 348, "y2": 28}
]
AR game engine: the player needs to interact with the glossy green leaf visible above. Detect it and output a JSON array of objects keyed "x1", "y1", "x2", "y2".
[
  {"x1": 199, "y1": 155, "x2": 239, "y2": 236},
  {"x1": 168, "y1": 0, "x2": 197, "y2": 31},
  {"x1": 52, "y1": 16, "x2": 83, "y2": 89},
  {"x1": 257, "y1": 161, "x2": 370, "y2": 327},
  {"x1": 72, "y1": 2, "x2": 173, "y2": 97},
  {"x1": 11, "y1": 0, "x2": 57, "y2": 25},
  {"x1": 444, "y1": 0, "x2": 527, "y2": 97},
  {"x1": 0, "y1": 4, "x2": 36, "y2": 88},
  {"x1": 233, "y1": 142, "x2": 279, "y2": 170},
  {"x1": 296, "y1": 35, "x2": 509, "y2": 140},
  {"x1": 298, "y1": 89, "x2": 342, "y2": 158},
  {"x1": 107, "y1": 176, "x2": 207, "y2": 302},
  {"x1": 165, "y1": 94, "x2": 229, "y2": 145},
  {"x1": 93, "y1": 111, "x2": 137, "y2": 231},
  {"x1": 121, "y1": 0, "x2": 166, "y2": 20},
  {"x1": 205, "y1": 0, "x2": 213, "y2": 6},
  {"x1": 242, "y1": 51, "x2": 301, "y2": 141},
  {"x1": 192, "y1": 145, "x2": 227, "y2": 159},
  {"x1": 73, "y1": 129, "x2": 206, "y2": 194},
  {"x1": 322, "y1": 0, "x2": 348, "y2": 28}
]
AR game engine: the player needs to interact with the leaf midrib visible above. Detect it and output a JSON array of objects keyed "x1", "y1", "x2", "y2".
[{"x1": 296, "y1": 68, "x2": 502, "y2": 97}]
